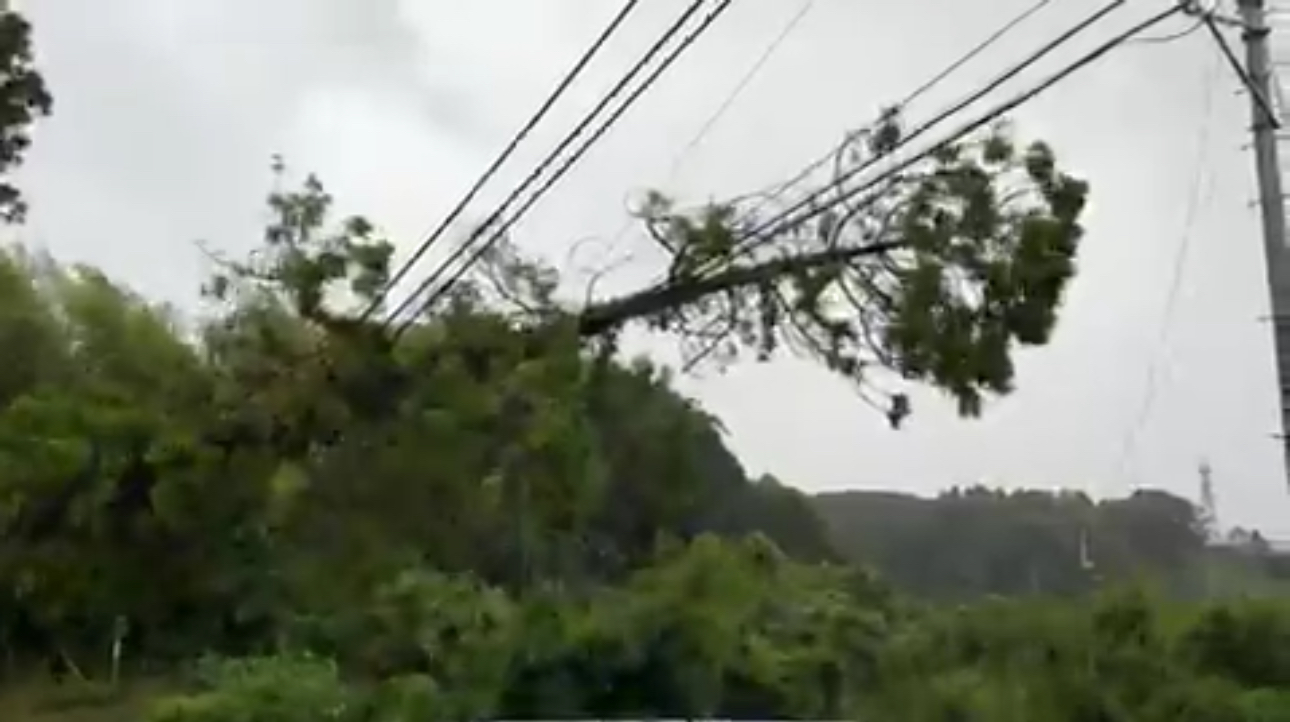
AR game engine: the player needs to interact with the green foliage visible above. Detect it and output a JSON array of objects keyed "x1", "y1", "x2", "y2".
[
  {"x1": 135, "y1": 551, "x2": 1290, "y2": 722},
  {"x1": 145, "y1": 655, "x2": 357, "y2": 722},
  {"x1": 852, "y1": 590, "x2": 1290, "y2": 722},
  {"x1": 140, "y1": 536, "x2": 894, "y2": 721},
  {"x1": 0, "y1": 180, "x2": 844, "y2": 672},
  {"x1": 812, "y1": 486, "x2": 1288, "y2": 600},
  {"x1": 622, "y1": 123, "x2": 1088, "y2": 419},
  {"x1": 0, "y1": 10, "x2": 51, "y2": 222}
]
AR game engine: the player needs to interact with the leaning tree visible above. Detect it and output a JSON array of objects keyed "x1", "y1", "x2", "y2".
[
  {"x1": 508, "y1": 114, "x2": 1085, "y2": 426},
  {"x1": 199, "y1": 111, "x2": 1087, "y2": 440}
]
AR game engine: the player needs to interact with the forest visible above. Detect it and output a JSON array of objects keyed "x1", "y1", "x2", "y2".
[
  {"x1": 0, "y1": 7, "x2": 1289, "y2": 722},
  {"x1": 815, "y1": 488, "x2": 1290, "y2": 600}
]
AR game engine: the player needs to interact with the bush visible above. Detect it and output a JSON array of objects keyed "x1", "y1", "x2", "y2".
[{"x1": 145, "y1": 654, "x2": 355, "y2": 722}]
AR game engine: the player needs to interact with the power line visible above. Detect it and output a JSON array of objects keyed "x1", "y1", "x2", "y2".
[
  {"x1": 738, "y1": 0, "x2": 1063, "y2": 213},
  {"x1": 223, "y1": 0, "x2": 703, "y2": 467},
  {"x1": 650, "y1": 4, "x2": 1186, "y2": 365},
  {"x1": 730, "y1": 0, "x2": 1130, "y2": 259},
  {"x1": 662, "y1": 0, "x2": 820, "y2": 185},
  {"x1": 390, "y1": 0, "x2": 740, "y2": 337},
  {"x1": 1125, "y1": 13, "x2": 1205, "y2": 45},
  {"x1": 1114, "y1": 31, "x2": 1221, "y2": 488},
  {"x1": 381, "y1": 0, "x2": 712, "y2": 330},
  {"x1": 765, "y1": 4, "x2": 1185, "y2": 239},
  {"x1": 900, "y1": 0, "x2": 1062, "y2": 110},
  {"x1": 595, "y1": 0, "x2": 824, "y2": 271},
  {"x1": 359, "y1": 0, "x2": 643, "y2": 323}
]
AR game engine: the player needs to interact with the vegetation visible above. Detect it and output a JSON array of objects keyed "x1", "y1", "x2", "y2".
[
  {"x1": 2, "y1": 7, "x2": 1290, "y2": 721},
  {"x1": 815, "y1": 487, "x2": 1290, "y2": 600}
]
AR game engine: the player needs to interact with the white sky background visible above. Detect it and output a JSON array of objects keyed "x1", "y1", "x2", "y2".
[{"x1": 11, "y1": 0, "x2": 1290, "y2": 533}]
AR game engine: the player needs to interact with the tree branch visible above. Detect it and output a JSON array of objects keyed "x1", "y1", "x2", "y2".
[{"x1": 575, "y1": 239, "x2": 906, "y2": 337}]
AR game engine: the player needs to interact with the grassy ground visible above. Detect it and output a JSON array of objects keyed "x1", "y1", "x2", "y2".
[{"x1": 0, "y1": 676, "x2": 173, "y2": 722}]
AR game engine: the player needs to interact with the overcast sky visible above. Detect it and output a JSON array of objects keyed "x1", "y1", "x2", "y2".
[{"x1": 12, "y1": 0, "x2": 1290, "y2": 533}]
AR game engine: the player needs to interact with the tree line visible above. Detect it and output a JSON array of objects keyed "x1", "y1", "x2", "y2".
[
  {"x1": 1, "y1": 189, "x2": 1287, "y2": 718},
  {"x1": 815, "y1": 487, "x2": 1290, "y2": 600}
]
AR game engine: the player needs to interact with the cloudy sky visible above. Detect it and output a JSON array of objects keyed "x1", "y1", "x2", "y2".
[{"x1": 12, "y1": 0, "x2": 1290, "y2": 532}]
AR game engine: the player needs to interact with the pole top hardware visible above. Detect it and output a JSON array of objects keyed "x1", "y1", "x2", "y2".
[{"x1": 1181, "y1": 0, "x2": 1251, "y2": 30}]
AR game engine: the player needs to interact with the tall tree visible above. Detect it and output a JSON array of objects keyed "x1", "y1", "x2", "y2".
[{"x1": 0, "y1": 10, "x2": 51, "y2": 222}]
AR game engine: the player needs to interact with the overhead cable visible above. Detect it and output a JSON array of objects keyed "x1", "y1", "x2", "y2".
[
  {"x1": 1124, "y1": 13, "x2": 1205, "y2": 45},
  {"x1": 1114, "y1": 29, "x2": 1220, "y2": 488},
  {"x1": 359, "y1": 0, "x2": 644, "y2": 323},
  {"x1": 599, "y1": 0, "x2": 823, "y2": 266},
  {"x1": 648, "y1": 4, "x2": 1186, "y2": 388},
  {"x1": 660, "y1": 1, "x2": 1185, "y2": 350},
  {"x1": 381, "y1": 0, "x2": 713, "y2": 330},
  {"x1": 729, "y1": 0, "x2": 1130, "y2": 259},
  {"x1": 390, "y1": 0, "x2": 740, "y2": 337},
  {"x1": 740, "y1": 0, "x2": 1062, "y2": 211}
]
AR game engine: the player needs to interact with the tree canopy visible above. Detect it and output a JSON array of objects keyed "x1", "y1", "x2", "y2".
[{"x1": 814, "y1": 487, "x2": 1290, "y2": 600}]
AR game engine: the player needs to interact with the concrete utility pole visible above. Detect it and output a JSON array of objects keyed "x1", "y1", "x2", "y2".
[
  {"x1": 1199, "y1": 457, "x2": 1218, "y2": 536},
  {"x1": 1198, "y1": 458, "x2": 1218, "y2": 597},
  {"x1": 1237, "y1": 0, "x2": 1290, "y2": 490}
]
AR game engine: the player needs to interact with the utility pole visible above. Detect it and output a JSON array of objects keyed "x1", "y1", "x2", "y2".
[
  {"x1": 1237, "y1": 0, "x2": 1290, "y2": 490},
  {"x1": 1199, "y1": 457, "x2": 1218, "y2": 538},
  {"x1": 1199, "y1": 458, "x2": 1218, "y2": 597}
]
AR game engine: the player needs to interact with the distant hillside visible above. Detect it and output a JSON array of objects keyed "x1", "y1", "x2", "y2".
[{"x1": 810, "y1": 487, "x2": 1290, "y2": 599}]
